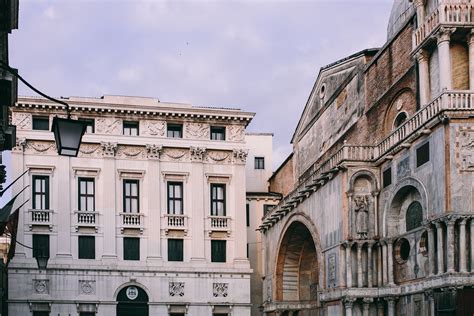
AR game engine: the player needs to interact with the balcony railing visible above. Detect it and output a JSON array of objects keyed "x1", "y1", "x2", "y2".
[
  {"x1": 208, "y1": 216, "x2": 231, "y2": 236},
  {"x1": 261, "y1": 91, "x2": 474, "y2": 229},
  {"x1": 120, "y1": 212, "x2": 144, "y2": 233},
  {"x1": 74, "y1": 210, "x2": 98, "y2": 232},
  {"x1": 28, "y1": 209, "x2": 53, "y2": 231},
  {"x1": 414, "y1": 2, "x2": 474, "y2": 48},
  {"x1": 164, "y1": 214, "x2": 188, "y2": 235}
]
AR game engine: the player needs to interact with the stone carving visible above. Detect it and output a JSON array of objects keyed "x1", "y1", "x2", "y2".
[
  {"x1": 353, "y1": 195, "x2": 369, "y2": 239},
  {"x1": 206, "y1": 150, "x2": 231, "y2": 164},
  {"x1": 96, "y1": 118, "x2": 121, "y2": 134},
  {"x1": 101, "y1": 142, "x2": 117, "y2": 157},
  {"x1": 232, "y1": 149, "x2": 248, "y2": 163},
  {"x1": 213, "y1": 283, "x2": 228, "y2": 297},
  {"x1": 458, "y1": 129, "x2": 474, "y2": 171},
  {"x1": 163, "y1": 148, "x2": 188, "y2": 161},
  {"x1": 328, "y1": 254, "x2": 336, "y2": 284},
  {"x1": 142, "y1": 120, "x2": 165, "y2": 137},
  {"x1": 397, "y1": 157, "x2": 410, "y2": 179},
  {"x1": 185, "y1": 122, "x2": 210, "y2": 139},
  {"x1": 116, "y1": 146, "x2": 146, "y2": 159},
  {"x1": 12, "y1": 137, "x2": 27, "y2": 153},
  {"x1": 227, "y1": 125, "x2": 245, "y2": 142},
  {"x1": 12, "y1": 113, "x2": 32, "y2": 130},
  {"x1": 169, "y1": 282, "x2": 184, "y2": 297},
  {"x1": 33, "y1": 279, "x2": 49, "y2": 294},
  {"x1": 79, "y1": 280, "x2": 95, "y2": 295},
  {"x1": 190, "y1": 146, "x2": 206, "y2": 161},
  {"x1": 146, "y1": 144, "x2": 163, "y2": 159},
  {"x1": 24, "y1": 141, "x2": 56, "y2": 155},
  {"x1": 78, "y1": 144, "x2": 101, "y2": 157}
]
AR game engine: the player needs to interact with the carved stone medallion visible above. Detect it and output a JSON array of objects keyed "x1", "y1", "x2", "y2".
[
  {"x1": 79, "y1": 280, "x2": 96, "y2": 295},
  {"x1": 213, "y1": 283, "x2": 228, "y2": 297},
  {"x1": 169, "y1": 282, "x2": 185, "y2": 297},
  {"x1": 33, "y1": 279, "x2": 49, "y2": 294}
]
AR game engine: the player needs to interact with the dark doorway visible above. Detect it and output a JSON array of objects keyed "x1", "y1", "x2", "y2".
[
  {"x1": 457, "y1": 288, "x2": 474, "y2": 315},
  {"x1": 116, "y1": 285, "x2": 149, "y2": 316}
]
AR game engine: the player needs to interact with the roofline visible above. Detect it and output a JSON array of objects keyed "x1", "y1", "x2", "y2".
[
  {"x1": 269, "y1": 152, "x2": 294, "y2": 181},
  {"x1": 245, "y1": 132, "x2": 274, "y2": 136}
]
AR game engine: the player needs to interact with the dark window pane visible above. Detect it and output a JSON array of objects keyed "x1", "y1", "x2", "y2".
[
  {"x1": 78, "y1": 178, "x2": 95, "y2": 211},
  {"x1": 32, "y1": 117, "x2": 49, "y2": 130},
  {"x1": 124, "y1": 237, "x2": 140, "y2": 261},
  {"x1": 246, "y1": 204, "x2": 249, "y2": 227},
  {"x1": 123, "y1": 180, "x2": 139, "y2": 213},
  {"x1": 406, "y1": 201, "x2": 423, "y2": 231},
  {"x1": 123, "y1": 121, "x2": 139, "y2": 136},
  {"x1": 211, "y1": 184, "x2": 226, "y2": 216},
  {"x1": 168, "y1": 239, "x2": 183, "y2": 261},
  {"x1": 79, "y1": 119, "x2": 94, "y2": 133},
  {"x1": 255, "y1": 157, "x2": 265, "y2": 169},
  {"x1": 167, "y1": 124, "x2": 183, "y2": 138},
  {"x1": 33, "y1": 312, "x2": 50, "y2": 316},
  {"x1": 32, "y1": 175, "x2": 49, "y2": 210},
  {"x1": 33, "y1": 234, "x2": 50, "y2": 258},
  {"x1": 263, "y1": 204, "x2": 274, "y2": 216},
  {"x1": 79, "y1": 313, "x2": 95, "y2": 316},
  {"x1": 211, "y1": 240, "x2": 226, "y2": 263},
  {"x1": 78, "y1": 236, "x2": 95, "y2": 259},
  {"x1": 167, "y1": 182, "x2": 183, "y2": 214},
  {"x1": 416, "y1": 142, "x2": 430, "y2": 167},
  {"x1": 210, "y1": 126, "x2": 226, "y2": 140},
  {"x1": 383, "y1": 168, "x2": 392, "y2": 188}
]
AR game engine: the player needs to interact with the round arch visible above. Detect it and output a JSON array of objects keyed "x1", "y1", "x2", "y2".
[
  {"x1": 348, "y1": 170, "x2": 379, "y2": 193},
  {"x1": 382, "y1": 88, "x2": 416, "y2": 133},
  {"x1": 116, "y1": 283, "x2": 149, "y2": 316}
]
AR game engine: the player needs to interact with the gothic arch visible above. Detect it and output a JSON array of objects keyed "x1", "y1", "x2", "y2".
[{"x1": 274, "y1": 212, "x2": 324, "y2": 302}]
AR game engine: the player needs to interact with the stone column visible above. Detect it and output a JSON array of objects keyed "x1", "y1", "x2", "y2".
[
  {"x1": 428, "y1": 224, "x2": 436, "y2": 276},
  {"x1": 346, "y1": 242, "x2": 353, "y2": 288},
  {"x1": 435, "y1": 221, "x2": 444, "y2": 274},
  {"x1": 367, "y1": 243, "x2": 373, "y2": 288},
  {"x1": 468, "y1": 30, "x2": 474, "y2": 90},
  {"x1": 362, "y1": 298, "x2": 373, "y2": 316},
  {"x1": 446, "y1": 218, "x2": 456, "y2": 273},
  {"x1": 386, "y1": 297, "x2": 397, "y2": 316},
  {"x1": 387, "y1": 239, "x2": 395, "y2": 285},
  {"x1": 437, "y1": 27, "x2": 455, "y2": 91},
  {"x1": 413, "y1": 0, "x2": 425, "y2": 22},
  {"x1": 382, "y1": 242, "x2": 388, "y2": 285},
  {"x1": 426, "y1": 290, "x2": 435, "y2": 316},
  {"x1": 357, "y1": 243, "x2": 363, "y2": 288},
  {"x1": 344, "y1": 298, "x2": 356, "y2": 316},
  {"x1": 376, "y1": 300, "x2": 385, "y2": 316},
  {"x1": 377, "y1": 243, "x2": 382, "y2": 287},
  {"x1": 416, "y1": 49, "x2": 431, "y2": 106},
  {"x1": 460, "y1": 218, "x2": 467, "y2": 273}
]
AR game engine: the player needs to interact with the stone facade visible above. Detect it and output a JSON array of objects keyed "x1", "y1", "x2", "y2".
[
  {"x1": 9, "y1": 95, "x2": 254, "y2": 315},
  {"x1": 260, "y1": 0, "x2": 474, "y2": 315}
]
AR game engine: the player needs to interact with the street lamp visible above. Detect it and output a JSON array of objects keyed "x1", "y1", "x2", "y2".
[
  {"x1": 34, "y1": 253, "x2": 48, "y2": 271},
  {"x1": 0, "y1": 61, "x2": 86, "y2": 157}
]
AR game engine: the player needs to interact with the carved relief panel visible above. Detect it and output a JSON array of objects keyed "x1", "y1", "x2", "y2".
[
  {"x1": 141, "y1": 120, "x2": 166, "y2": 137},
  {"x1": 12, "y1": 112, "x2": 32, "y2": 130},
  {"x1": 348, "y1": 171, "x2": 377, "y2": 240},
  {"x1": 184, "y1": 122, "x2": 210, "y2": 139},
  {"x1": 227, "y1": 125, "x2": 245, "y2": 142},
  {"x1": 456, "y1": 128, "x2": 474, "y2": 172},
  {"x1": 96, "y1": 117, "x2": 122, "y2": 135}
]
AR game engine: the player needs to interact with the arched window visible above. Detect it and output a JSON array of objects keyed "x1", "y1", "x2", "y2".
[
  {"x1": 393, "y1": 112, "x2": 408, "y2": 129},
  {"x1": 406, "y1": 201, "x2": 423, "y2": 231}
]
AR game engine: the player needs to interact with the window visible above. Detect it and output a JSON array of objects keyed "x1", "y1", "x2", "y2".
[
  {"x1": 78, "y1": 178, "x2": 95, "y2": 211},
  {"x1": 32, "y1": 175, "x2": 49, "y2": 210},
  {"x1": 210, "y1": 184, "x2": 226, "y2": 216},
  {"x1": 123, "y1": 121, "x2": 139, "y2": 136},
  {"x1": 383, "y1": 168, "x2": 392, "y2": 188},
  {"x1": 393, "y1": 112, "x2": 408, "y2": 129},
  {"x1": 79, "y1": 119, "x2": 94, "y2": 134},
  {"x1": 123, "y1": 180, "x2": 139, "y2": 213},
  {"x1": 32, "y1": 116, "x2": 49, "y2": 130},
  {"x1": 78, "y1": 236, "x2": 95, "y2": 259},
  {"x1": 255, "y1": 157, "x2": 265, "y2": 169},
  {"x1": 406, "y1": 201, "x2": 423, "y2": 231},
  {"x1": 263, "y1": 204, "x2": 274, "y2": 216},
  {"x1": 33, "y1": 312, "x2": 50, "y2": 316},
  {"x1": 211, "y1": 126, "x2": 226, "y2": 140},
  {"x1": 79, "y1": 313, "x2": 95, "y2": 316},
  {"x1": 211, "y1": 240, "x2": 226, "y2": 262},
  {"x1": 168, "y1": 239, "x2": 183, "y2": 262},
  {"x1": 416, "y1": 142, "x2": 430, "y2": 167},
  {"x1": 246, "y1": 204, "x2": 250, "y2": 227},
  {"x1": 123, "y1": 237, "x2": 140, "y2": 261},
  {"x1": 33, "y1": 234, "x2": 50, "y2": 259},
  {"x1": 394, "y1": 238, "x2": 410, "y2": 264},
  {"x1": 167, "y1": 182, "x2": 183, "y2": 215},
  {"x1": 167, "y1": 123, "x2": 183, "y2": 138}
]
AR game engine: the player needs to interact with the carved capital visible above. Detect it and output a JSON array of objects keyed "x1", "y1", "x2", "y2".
[
  {"x1": 437, "y1": 27, "x2": 456, "y2": 44},
  {"x1": 425, "y1": 289, "x2": 434, "y2": 300},
  {"x1": 343, "y1": 297, "x2": 356, "y2": 308},
  {"x1": 12, "y1": 137, "x2": 27, "y2": 152},
  {"x1": 415, "y1": 49, "x2": 430, "y2": 63},
  {"x1": 145, "y1": 144, "x2": 163, "y2": 159},
  {"x1": 467, "y1": 29, "x2": 474, "y2": 44},
  {"x1": 232, "y1": 148, "x2": 248, "y2": 163},
  {"x1": 100, "y1": 142, "x2": 117, "y2": 157},
  {"x1": 190, "y1": 146, "x2": 206, "y2": 161}
]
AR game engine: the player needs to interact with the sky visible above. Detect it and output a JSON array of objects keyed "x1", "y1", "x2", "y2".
[{"x1": 10, "y1": 0, "x2": 394, "y2": 169}]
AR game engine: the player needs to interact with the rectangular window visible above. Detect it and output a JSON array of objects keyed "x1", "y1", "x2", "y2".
[
  {"x1": 32, "y1": 234, "x2": 50, "y2": 259},
  {"x1": 33, "y1": 312, "x2": 50, "y2": 316},
  {"x1": 78, "y1": 236, "x2": 95, "y2": 259},
  {"x1": 168, "y1": 239, "x2": 183, "y2": 262},
  {"x1": 247, "y1": 243, "x2": 249, "y2": 258},
  {"x1": 383, "y1": 168, "x2": 392, "y2": 188},
  {"x1": 210, "y1": 126, "x2": 226, "y2": 140},
  {"x1": 123, "y1": 180, "x2": 139, "y2": 213},
  {"x1": 255, "y1": 157, "x2": 265, "y2": 169},
  {"x1": 211, "y1": 184, "x2": 226, "y2": 216},
  {"x1": 32, "y1": 116, "x2": 49, "y2": 130},
  {"x1": 123, "y1": 237, "x2": 140, "y2": 261},
  {"x1": 211, "y1": 240, "x2": 226, "y2": 263},
  {"x1": 79, "y1": 119, "x2": 95, "y2": 134},
  {"x1": 246, "y1": 204, "x2": 250, "y2": 227},
  {"x1": 167, "y1": 123, "x2": 183, "y2": 138},
  {"x1": 416, "y1": 142, "x2": 430, "y2": 167},
  {"x1": 123, "y1": 121, "x2": 139, "y2": 136},
  {"x1": 78, "y1": 178, "x2": 95, "y2": 211},
  {"x1": 263, "y1": 204, "x2": 274, "y2": 216},
  {"x1": 167, "y1": 182, "x2": 183, "y2": 215},
  {"x1": 79, "y1": 313, "x2": 95, "y2": 316},
  {"x1": 32, "y1": 175, "x2": 49, "y2": 210}
]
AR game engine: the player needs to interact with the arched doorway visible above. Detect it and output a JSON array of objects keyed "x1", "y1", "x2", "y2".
[
  {"x1": 116, "y1": 285, "x2": 149, "y2": 316},
  {"x1": 275, "y1": 221, "x2": 319, "y2": 303}
]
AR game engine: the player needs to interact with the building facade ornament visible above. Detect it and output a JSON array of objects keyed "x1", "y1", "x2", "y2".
[
  {"x1": 12, "y1": 112, "x2": 32, "y2": 130},
  {"x1": 33, "y1": 279, "x2": 49, "y2": 294},
  {"x1": 116, "y1": 146, "x2": 146, "y2": 159},
  {"x1": 79, "y1": 280, "x2": 96, "y2": 295},
  {"x1": 169, "y1": 282, "x2": 185, "y2": 297},
  {"x1": 185, "y1": 122, "x2": 210, "y2": 139},
  {"x1": 213, "y1": 283, "x2": 229, "y2": 297},
  {"x1": 436, "y1": 27, "x2": 456, "y2": 44},
  {"x1": 227, "y1": 125, "x2": 245, "y2": 142},
  {"x1": 145, "y1": 144, "x2": 163, "y2": 159},
  {"x1": 232, "y1": 149, "x2": 248, "y2": 164},
  {"x1": 12, "y1": 137, "x2": 27, "y2": 152},
  {"x1": 206, "y1": 150, "x2": 231, "y2": 164},
  {"x1": 96, "y1": 118, "x2": 121, "y2": 135},
  {"x1": 190, "y1": 146, "x2": 207, "y2": 161},
  {"x1": 100, "y1": 142, "x2": 117, "y2": 157},
  {"x1": 141, "y1": 120, "x2": 165, "y2": 137}
]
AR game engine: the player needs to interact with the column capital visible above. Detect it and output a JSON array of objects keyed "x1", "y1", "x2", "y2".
[
  {"x1": 344, "y1": 297, "x2": 357, "y2": 308},
  {"x1": 437, "y1": 27, "x2": 456, "y2": 45},
  {"x1": 416, "y1": 49, "x2": 430, "y2": 63},
  {"x1": 344, "y1": 241, "x2": 354, "y2": 248},
  {"x1": 425, "y1": 289, "x2": 435, "y2": 300},
  {"x1": 363, "y1": 297, "x2": 374, "y2": 304},
  {"x1": 357, "y1": 242, "x2": 363, "y2": 249},
  {"x1": 468, "y1": 29, "x2": 474, "y2": 44},
  {"x1": 385, "y1": 296, "x2": 398, "y2": 304}
]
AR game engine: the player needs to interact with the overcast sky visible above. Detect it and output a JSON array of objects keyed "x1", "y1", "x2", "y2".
[{"x1": 11, "y1": 0, "x2": 394, "y2": 169}]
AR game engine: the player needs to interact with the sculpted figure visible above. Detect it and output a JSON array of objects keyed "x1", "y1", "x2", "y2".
[{"x1": 354, "y1": 195, "x2": 369, "y2": 238}]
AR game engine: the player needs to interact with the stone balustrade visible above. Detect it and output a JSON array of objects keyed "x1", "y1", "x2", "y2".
[
  {"x1": 28, "y1": 209, "x2": 53, "y2": 231},
  {"x1": 74, "y1": 210, "x2": 98, "y2": 232},
  {"x1": 119, "y1": 212, "x2": 144, "y2": 233}
]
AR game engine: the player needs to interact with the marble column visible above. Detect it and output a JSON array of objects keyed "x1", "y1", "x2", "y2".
[
  {"x1": 377, "y1": 300, "x2": 385, "y2": 316},
  {"x1": 468, "y1": 30, "x2": 474, "y2": 90},
  {"x1": 377, "y1": 244, "x2": 383, "y2": 287},
  {"x1": 362, "y1": 298, "x2": 373, "y2": 316},
  {"x1": 426, "y1": 290, "x2": 435, "y2": 316},
  {"x1": 417, "y1": 49, "x2": 431, "y2": 106},
  {"x1": 435, "y1": 222, "x2": 444, "y2": 274},
  {"x1": 428, "y1": 225, "x2": 436, "y2": 276},
  {"x1": 344, "y1": 298, "x2": 356, "y2": 316},
  {"x1": 367, "y1": 243, "x2": 373, "y2": 288},
  {"x1": 357, "y1": 243, "x2": 363, "y2": 288},
  {"x1": 387, "y1": 239, "x2": 395, "y2": 285},
  {"x1": 413, "y1": 0, "x2": 425, "y2": 22},
  {"x1": 460, "y1": 218, "x2": 467, "y2": 273},
  {"x1": 437, "y1": 27, "x2": 455, "y2": 91},
  {"x1": 386, "y1": 297, "x2": 397, "y2": 316},
  {"x1": 382, "y1": 242, "x2": 388, "y2": 285},
  {"x1": 446, "y1": 219, "x2": 455, "y2": 273},
  {"x1": 346, "y1": 242, "x2": 353, "y2": 288}
]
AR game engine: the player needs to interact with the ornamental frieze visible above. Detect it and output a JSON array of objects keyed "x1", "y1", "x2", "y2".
[
  {"x1": 146, "y1": 144, "x2": 163, "y2": 159},
  {"x1": 96, "y1": 118, "x2": 122, "y2": 135},
  {"x1": 161, "y1": 148, "x2": 189, "y2": 162},
  {"x1": 23, "y1": 141, "x2": 57, "y2": 155},
  {"x1": 456, "y1": 127, "x2": 474, "y2": 172},
  {"x1": 78, "y1": 144, "x2": 101, "y2": 158},
  {"x1": 141, "y1": 120, "x2": 166, "y2": 137},
  {"x1": 12, "y1": 112, "x2": 32, "y2": 130},
  {"x1": 205, "y1": 150, "x2": 232, "y2": 164},
  {"x1": 185, "y1": 122, "x2": 210, "y2": 139},
  {"x1": 116, "y1": 146, "x2": 147, "y2": 159},
  {"x1": 227, "y1": 125, "x2": 245, "y2": 142}
]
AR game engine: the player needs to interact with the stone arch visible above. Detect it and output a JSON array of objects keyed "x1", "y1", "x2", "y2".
[
  {"x1": 116, "y1": 283, "x2": 149, "y2": 316},
  {"x1": 274, "y1": 212, "x2": 323, "y2": 302},
  {"x1": 383, "y1": 88, "x2": 416, "y2": 134},
  {"x1": 383, "y1": 177, "x2": 428, "y2": 237},
  {"x1": 348, "y1": 170, "x2": 378, "y2": 194},
  {"x1": 113, "y1": 282, "x2": 151, "y2": 300}
]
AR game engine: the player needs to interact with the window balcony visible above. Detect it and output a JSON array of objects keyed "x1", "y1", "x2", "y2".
[
  {"x1": 207, "y1": 216, "x2": 231, "y2": 236},
  {"x1": 414, "y1": 3, "x2": 474, "y2": 50},
  {"x1": 28, "y1": 209, "x2": 53, "y2": 231},
  {"x1": 119, "y1": 212, "x2": 144, "y2": 234},
  {"x1": 163, "y1": 214, "x2": 188, "y2": 235},
  {"x1": 74, "y1": 210, "x2": 99, "y2": 232}
]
